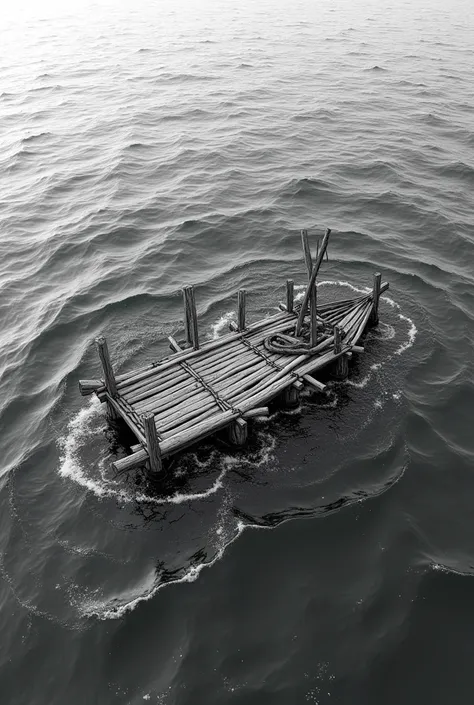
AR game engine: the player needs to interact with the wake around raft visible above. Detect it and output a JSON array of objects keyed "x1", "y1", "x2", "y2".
[{"x1": 78, "y1": 228, "x2": 388, "y2": 479}]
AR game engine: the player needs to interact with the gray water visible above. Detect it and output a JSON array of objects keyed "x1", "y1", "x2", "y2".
[{"x1": 1, "y1": 0, "x2": 473, "y2": 703}]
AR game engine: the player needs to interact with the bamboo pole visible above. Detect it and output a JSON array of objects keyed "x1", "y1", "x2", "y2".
[
  {"x1": 295, "y1": 228, "x2": 331, "y2": 336},
  {"x1": 238, "y1": 289, "x2": 246, "y2": 332},
  {"x1": 301, "y1": 229, "x2": 313, "y2": 277}
]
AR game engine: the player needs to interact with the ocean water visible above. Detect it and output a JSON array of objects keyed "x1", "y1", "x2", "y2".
[{"x1": 0, "y1": 0, "x2": 473, "y2": 702}]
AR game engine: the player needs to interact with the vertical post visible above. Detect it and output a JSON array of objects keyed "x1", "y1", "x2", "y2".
[
  {"x1": 228, "y1": 417, "x2": 248, "y2": 445},
  {"x1": 238, "y1": 289, "x2": 246, "y2": 332},
  {"x1": 142, "y1": 413, "x2": 162, "y2": 474},
  {"x1": 182, "y1": 287, "x2": 192, "y2": 346},
  {"x1": 300, "y1": 229, "x2": 313, "y2": 278},
  {"x1": 281, "y1": 380, "x2": 303, "y2": 409},
  {"x1": 185, "y1": 286, "x2": 199, "y2": 349},
  {"x1": 332, "y1": 326, "x2": 348, "y2": 380},
  {"x1": 286, "y1": 279, "x2": 294, "y2": 313},
  {"x1": 370, "y1": 272, "x2": 382, "y2": 326},
  {"x1": 310, "y1": 285, "x2": 318, "y2": 347},
  {"x1": 95, "y1": 337, "x2": 117, "y2": 396}
]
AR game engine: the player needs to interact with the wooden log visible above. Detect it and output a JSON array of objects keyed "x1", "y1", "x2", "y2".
[
  {"x1": 369, "y1": 272, "x2": 382, "y2": 326},
  {"x1": 301, "y1": 229, "x2": 313, "y2": 277},
  {"x1": 182, "y1": 288, "x2": 192, "y2": 346},
  {"x1": 145, "y1": 388, "x2": 211, "y2": 420},
  {"x1": 160, "y1": 405, "x2": 224, "y2": 439},
  {"x1": 352, "y1": 345, "x2": 364, "y2": 353},
  {"x1": 124, "y1": 369, "x2": 190, "y2": 403},
  {"x1": 211, "y1": 357, "x2": 271, "y2": 390},
  {"x1": 296, "y1": 228, "x2": 331, "y2": 336},
  {"x1": 229, "y1": 321, "x2": 239, "y2": 332},
  {"x1": 223, "y1": 363, "x2": 279, "y2": 401},
  {"x1": 301, "y1": 374, "x2": 326, "y2": 392},
  {"x1": 79, "y1": 379, "x2": 103, "y2": 396},
  {"x1": 160, "y1": 399, "x2": 218, "y2": 434},
  {"x1": 238, "y1": 289, "x2": 246, "y2": 332},
  {"x1": 142, "y1": 413, "x2": 162, "y2": 474},
  {"x1": 334, "y1": 326, "x2": 342, "y2": 354},
  {"x1": 228, "y1": 417, "x2": 248, "y2": 445},
  {"x1": 133, "y1": 380, "x2": 203, "y2": 415},
  {"x1": 168, "y1": 335, "x2": 184, "y2": 353},
  {"x1": 242, "y1": 407, "x2": 269, "y2": 418},
  {"x1": 348, "y1": 302, "x2": 374, "y2": 345},
  {"x1": 286, "y1": 279, "x2": 294, "y2": 313},
  {"x1": 95, "y1": 337, "x2": 117, "y2": 397},
  {"x1": 136, "y1": 387, "x2": 209, "y2": 417}
]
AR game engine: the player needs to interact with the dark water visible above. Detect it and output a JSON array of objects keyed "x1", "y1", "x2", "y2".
[{"x1": 1, "y1": 0, "x2": 473, "y2": 702}]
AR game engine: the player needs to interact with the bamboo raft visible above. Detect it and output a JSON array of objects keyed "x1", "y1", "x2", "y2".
[{"x1": 79, "y1": 229, "x2": 388, "y2": 477}]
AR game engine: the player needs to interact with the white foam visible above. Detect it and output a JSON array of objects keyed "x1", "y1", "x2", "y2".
[
  {"x1": 346, "y1": 363, "x2": 381, "y2": 389},
  {"x1": 57, "y1": 398, "x2": 227, "y2": 506},
  {"x1": 317, "y1": 279, "x2": 371, "y2": 295},
  {"x1": 376, "y1": 322, "x2": 396, "y2": 340},
  {"x1": 294, "y1": 279, "x2": 370, "y2": 303},
  {"x1": 381, "y1": 294, "x2": 400, "y2": 310},
  {"x1": 210, "y1": 311, "x2": 235, "y2": 339},
  {"x1": 395, "y1": 314, "x2": 417, "y2": 355}
]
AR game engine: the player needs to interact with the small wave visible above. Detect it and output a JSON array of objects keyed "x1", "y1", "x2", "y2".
[
  {"x1": 81, "y1": 519, "x2": 248, "y2": 619},
  {"x1": 395, "y1": 314, "x2": 417, "y2": 355},
  {"x1": 346, "y1": 363, "x2": 382, "y2": 389},
  {"x1": 438, "y1": 161, "x2": 474, "y2": 185},
  {"x1": 294, "y1": 279, "x2": 371, "y2": 303},
  {"x1": 366, "y1": 65, "x2": 387, "y2": 71},
  {"x1": 210, "y1": 311, "x2": 236, "y2": 339},
  {"x1": 375, "y1": 322, "x2": 396, "y2": 340}
]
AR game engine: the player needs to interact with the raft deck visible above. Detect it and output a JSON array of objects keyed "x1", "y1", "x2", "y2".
[{"x1": 80, "y1": 282, "x2": 387, "y2": 476}]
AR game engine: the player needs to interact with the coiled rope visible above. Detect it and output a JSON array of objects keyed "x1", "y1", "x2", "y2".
[{"x1": 263, "y1": 322, "x2": 334, "y2": 356}]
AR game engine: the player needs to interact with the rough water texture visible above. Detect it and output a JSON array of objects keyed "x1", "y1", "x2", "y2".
[{"x1": 0, "y1": 0, "x2": 473, "y2": 703}]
